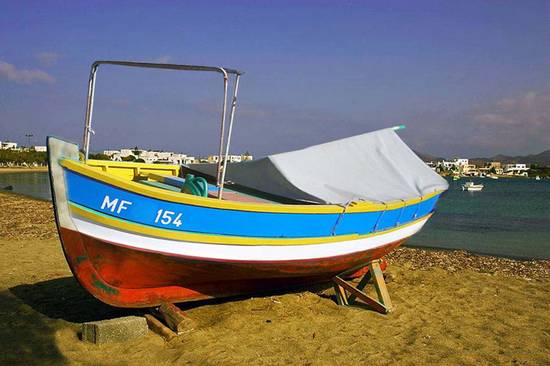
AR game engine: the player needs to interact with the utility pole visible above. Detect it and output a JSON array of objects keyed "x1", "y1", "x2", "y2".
[{"x1": 25, "y1": 133, "x2": 33, "y2": 148}]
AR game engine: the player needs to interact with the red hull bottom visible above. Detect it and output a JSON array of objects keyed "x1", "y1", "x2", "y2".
[{"x1": 59, "y1": 228, "x2": 404, "y2": 308}]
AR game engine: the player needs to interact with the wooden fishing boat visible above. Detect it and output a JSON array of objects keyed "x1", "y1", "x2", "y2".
[{"x1": 48, "y1": 61, "x2": 448, "y2": 308}]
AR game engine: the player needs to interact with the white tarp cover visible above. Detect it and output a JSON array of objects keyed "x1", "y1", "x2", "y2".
[{"x1": 187, "y1": 128, "x2": 449, "y2": 204}]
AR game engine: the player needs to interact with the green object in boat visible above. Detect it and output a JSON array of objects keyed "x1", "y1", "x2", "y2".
[{"x1": 182, "y1": 174, "x2": 208, "y2": 197}]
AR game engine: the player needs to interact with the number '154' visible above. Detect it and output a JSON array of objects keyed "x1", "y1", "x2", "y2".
[{"x1": 154, "y1": 209, "x2": 183, "y2": 227}]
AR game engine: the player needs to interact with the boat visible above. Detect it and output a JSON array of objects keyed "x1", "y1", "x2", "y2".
[
  {"x1": 47, "y1": 60, "x2": 449, "y2": 308},
  {"x1": 452, "y1": 175, "x2": 460, "y2": 181},
  {"x1": 535, "y1": 175, "x2": 541, "y2": 181},
  {"x1": 488, "y1": 174, "x2": 499, "y2": 180},
  {"x1": 462, "y1": 181, "x2": 484, "y2": 191}
]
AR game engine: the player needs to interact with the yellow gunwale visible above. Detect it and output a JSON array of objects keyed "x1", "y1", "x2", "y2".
[
  {"x1": 61, "y1": 158, "x2": 442, "y2": 214},
  {"x1": 69, "y1": 202, "x2": 433, "y2": 246}
]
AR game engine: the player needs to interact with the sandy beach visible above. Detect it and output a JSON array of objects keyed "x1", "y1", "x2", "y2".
[
  {"x1": 1, "y1": 191, "x2": 548, "y2": 365},
  {"x1": 0, "y1": 167, "x2": 48, "y2": 174}
]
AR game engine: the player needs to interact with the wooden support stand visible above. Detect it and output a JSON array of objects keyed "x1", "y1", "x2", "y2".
[
  {"x1": 332, "y1": 259, "x2": 393, "y2": 314},
  {"x1": 145, "y1": 302, "x2": 195, "y2": 340},
  {"x1": 158, "y1": 302, "x2": 193, "y2": 334},
  {"x1": 143, "y1": 313, "x2": 177, "y2": 341}
]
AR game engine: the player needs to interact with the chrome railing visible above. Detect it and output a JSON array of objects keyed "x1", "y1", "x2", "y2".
[{"x1": 81, "y1": 60, "x2": 243, "y2": 199}]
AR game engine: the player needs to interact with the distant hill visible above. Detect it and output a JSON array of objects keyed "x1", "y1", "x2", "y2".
[
  {"x1": 415, "y1": 149, "x2": 550, "y2": 166},
  {"x1": 413, "y1": 151, "x2": 445, "y2": 162},
  {"x1": 471, "y1": 150, "x2": 550, "y2": 166}
]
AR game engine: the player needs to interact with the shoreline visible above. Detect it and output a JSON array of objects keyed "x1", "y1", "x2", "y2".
[
  {"x1": 404, "y1": 242, "x2": 549, "y2": 262},
  {"x1": 0, "y1": 167, "x2": 48, "y2": 174},
  {"x1": 0, "y1": 189, "x2": 51, "y2": 202}
]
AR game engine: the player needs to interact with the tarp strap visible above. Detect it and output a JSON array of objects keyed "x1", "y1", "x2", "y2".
[
  {"x1": 413, "y1": 196, "x2": 423, "y2": 219},
  {"x1": 373, "y1": 202, "x2": 388, "y2": 232},
  {"x1": 395, "y1": 199, "x2": 406, "y2": 226},
  {"x1": 331, "y1": 200, "x2": 354, "y2": 236}
]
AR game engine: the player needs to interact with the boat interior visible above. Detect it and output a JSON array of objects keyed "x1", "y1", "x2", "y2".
[{"x1": 85, "y1": 159, "x2": 296, "y2": 205}]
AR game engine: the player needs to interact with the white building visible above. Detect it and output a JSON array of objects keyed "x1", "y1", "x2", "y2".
[
  {"x1": 440, "y1": 160, "x2": 457, "y2": 170},
  {"x1": 455, "y1": 158, "x2": 468, "y2": 167},
  {"x1": 103, "y1": 150, "x2": 120, "y2": 157},
  {"x1": 33, "y1": 146, "x2": 47, "y2": 152},
  {"x1": 504, "y1": 163, "x2": 529, "y2": 176},
  {"x1": 207, "y1": 154, "x2": 246, "y2": 163},
  {"x1": 101, "y1": 148, "x2": 250, "y2": 166},
  {"x1": 462, "y1": 164, "x2": 478, "y2": 176},
  {"x1": 0, "y1": 141, "x2": 18, "y2": 150},
  {"x1": 183, "y1": 156, "x2": 198, "y2": 164},
  {"x1": 439, "y1": 158, "x2": 471, "y2": 173},
  {"x1": 104, "y1": 148, "x2": 194, "y2": 165}
]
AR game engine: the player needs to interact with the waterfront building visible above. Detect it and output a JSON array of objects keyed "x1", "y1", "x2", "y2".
[
  {"x1": 0, "y1": 141, "x2": 18, "y2": 150},
  {"x1": 102, "y1": 149, "x2": 250, "y2": 165},
  {"x1": 504, "y1": 163, "x2": 529, "y2": 176},
  {"x1": 206, "y1": 154, "x2": 248, "y2": 164},
  {"x1": 425, "y1": 161, "x2": 437, "y2": 171},
  {"x1": 462, "y1": 164, "x2": 479, "y2": 176},
  {"x1": 440, "y1": 158, "x2": 469, "y2": 173}
]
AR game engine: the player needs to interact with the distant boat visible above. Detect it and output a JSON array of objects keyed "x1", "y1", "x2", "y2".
[
  {"x1": 452, "y1": 175, "x2": 460, "y2": 181},
  {"x1": 488, "y1": 175, "x2": 499, "y2": 180},
  {"x1": 535, "y1": 176, "x2": 541, "y2": 181},
  {"x1": 462, "y1": 181, "x2": 484, "y2": 191}
]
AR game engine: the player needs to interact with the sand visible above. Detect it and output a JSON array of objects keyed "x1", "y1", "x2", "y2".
[
  {"x1": 0, "y1": 167, "x2": 48, "y2": 174},
  {"x1": 1, "y1": 192, "x2": 549, "y2": 365}
]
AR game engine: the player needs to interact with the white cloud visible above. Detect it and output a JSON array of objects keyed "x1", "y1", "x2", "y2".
[
  {"x1": 406, "y1": 91, "x2": 550, "y2": 156},
  {"x1": 0, "y1": 60, "x2": 55, "y2": 84},
  {"x1": 36, "y1": 52, "x2": 61, "y2": 66},
  {"x1": 474, "y1": 91, "x2": 550, "y2": 129}
]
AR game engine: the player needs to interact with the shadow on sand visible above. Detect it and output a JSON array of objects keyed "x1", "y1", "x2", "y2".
[
  {"x1": 10, "y1": 276, "x2": 138, "y2": 323},
  {"x1": 0, "y1": 289, "x2": 67, "y2": 365},
  {"x1": 2, "y1": 277, "x2": 138, "y2": 365}
]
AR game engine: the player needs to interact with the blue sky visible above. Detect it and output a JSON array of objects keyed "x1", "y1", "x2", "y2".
[{"x1": 1, "y1": 1, "x2": 549, "y2": 158}]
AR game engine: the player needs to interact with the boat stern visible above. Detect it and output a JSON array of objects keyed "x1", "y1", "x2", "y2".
[{"x1": 47, "y1": 136, "x2": 80, "y2": 233}]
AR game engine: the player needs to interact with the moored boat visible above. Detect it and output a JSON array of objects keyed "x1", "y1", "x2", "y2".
[
  {"x1": 47, "y1": 61, "x2": 448, "y2": 308},
  {"x1": 462, "y1": 181, "x2": 484, "y2": 191}
]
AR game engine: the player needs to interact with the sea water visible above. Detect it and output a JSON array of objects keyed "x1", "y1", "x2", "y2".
[
  {"x1": 407, "y1": 178, "x2": 550, "y2": 260},
  {"x1": 1, "y1": 173, "x2": 548, "y2": 259},
  {"x1": 0, "y1": 172, "x2": 51, "y2": 200}
]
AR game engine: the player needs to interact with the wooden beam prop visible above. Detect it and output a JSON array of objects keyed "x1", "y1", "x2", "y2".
[
  {"x1": 158, "y1": 302, "x2": 194, "y2": 334},
  {"x1": 143, "y1": 313, "x2": 177, "y2": 341},
  {"x1": 332, "y1": 259, "x2": 393, "y2": 314}
]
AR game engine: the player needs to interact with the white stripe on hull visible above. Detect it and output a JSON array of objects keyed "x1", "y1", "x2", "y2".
[{"x1": 71, "y1": 216, "x2": 428, "y2": 262}]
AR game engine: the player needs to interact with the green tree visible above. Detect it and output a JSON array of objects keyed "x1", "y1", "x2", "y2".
[{"x1": 89, "y1": 153, "x2": 111, "y2": 160}]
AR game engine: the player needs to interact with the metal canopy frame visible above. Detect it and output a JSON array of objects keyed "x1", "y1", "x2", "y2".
[{"x1": 81, "y1": 60, "x2": 243, "y2": 199}]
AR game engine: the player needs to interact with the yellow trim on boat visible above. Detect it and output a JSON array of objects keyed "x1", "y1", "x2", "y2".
[
  {"x1": 86, "y1": 159, "x2": 180, "y2": 180},
  {"x1": 69, "y1": 202, "x2": 433, "y2": 246},
  {"x1": 61, "y1": 158, "x2": 442, "y2": 214}
]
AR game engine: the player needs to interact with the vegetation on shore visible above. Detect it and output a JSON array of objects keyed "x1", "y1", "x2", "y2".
[
  {"x1": 0, "y1": 149, "x2": 47, "y2": 166},
  {"x1": 528, "y1": 164, "x2": 550, "y2": 178}
]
